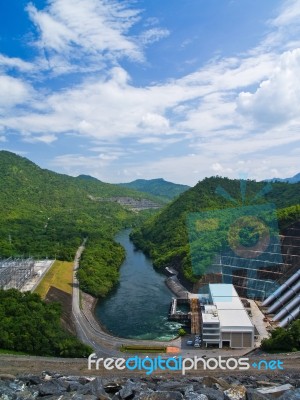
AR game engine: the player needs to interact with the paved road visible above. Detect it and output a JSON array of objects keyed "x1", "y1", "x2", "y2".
[{"x1": 71, "y1": 240, "x2": 181, "y2": 357}]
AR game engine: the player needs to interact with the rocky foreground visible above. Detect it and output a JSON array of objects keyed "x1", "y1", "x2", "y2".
[{"x1": 0, "y1": 372, "x2": 300, "y2": 400}]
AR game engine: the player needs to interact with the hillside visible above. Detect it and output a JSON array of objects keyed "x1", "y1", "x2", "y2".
[
  {"x1": 131, "y1": 177, "x2": 300, "y2": 283},
  {"x1": 0, "y1": 151, "x2": 158, "y2": 297},
  {"x1": 118, "y1": 178, "x2": 190, "y2": 201}
]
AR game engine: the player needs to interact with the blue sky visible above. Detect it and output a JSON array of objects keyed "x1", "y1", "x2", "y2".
[{"x1": 0, "y1": 0, "x2": 299, "y2": 185}]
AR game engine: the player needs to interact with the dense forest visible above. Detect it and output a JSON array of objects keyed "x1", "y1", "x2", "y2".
[
  {"x1": 0, "y1": 289, "x2": 92, "y2": 357},
  {"x1": 131, "y1": 177, "x2": 300, "y2": 282}
]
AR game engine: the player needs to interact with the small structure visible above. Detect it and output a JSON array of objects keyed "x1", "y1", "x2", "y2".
[{"x1": 201, "y1": 283, "x2": 254, "y2": 348}]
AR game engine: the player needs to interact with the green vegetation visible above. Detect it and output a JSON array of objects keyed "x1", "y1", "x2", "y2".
[
  {"x1": 0, "y1": 289, "x2": 92, "y2": 357},
  {"x1": 131, "y1": 177, "x2": 300, "y2": 281},
  {"x1": 77, "y1": 238, "x2": 125, "y2": 297},
  {"x1": 277, "y1": 204, "x2": 300, "y2": 230},
  {"x1": 34, "y1": 260, "x2": 74, "y2": 298},
  {"x1": 118, "y1": 178, "x2": 190, "y2": 202},
  {"x1": 0, "y1": 151, "x2": 160, "y2": 356},
  {"x1": 178, "y1": 328, "x2": 186, "y2": 336},
  {"x1": 261, "y1": 319, "x2": 300, "y2": 352},
  {"x1": 120, "y1": 345, "x2": 166, "y2": 353},
  {"x1": 0, "y1": 151, "x2": 153, "y2": 296}
]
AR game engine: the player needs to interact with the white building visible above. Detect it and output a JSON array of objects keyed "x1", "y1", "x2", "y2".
[{"x1": 201, "y1": 284, "x2": 254, "y2": 348}]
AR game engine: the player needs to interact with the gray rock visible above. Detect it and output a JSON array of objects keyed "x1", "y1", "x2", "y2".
[
  {"x1": 246, "y1": 388, "x2": 270, "y2": 400},
  {"x1": 136, "y1": 390, "x2": 183, "y2": 400},
  {"x1": 77, "y1": 378, "x2": 109, "y2": 399},
  {"x1": 0, "y1": 381, "x2": 16, "y2": 400},
  {"x1": 38, "y1": 380, "x2": 67, "y2": 396},
  {"x1": 67, "y1": 381, "x2": 82, "y2": 392},
  {"x1": 40, "y1": 395, "x2": 73, "y2": 400},
  {"x1": 119, "y1": 380, "x2": 135, "y2": 399},
  {"x1": 195, "y1": 388, "x2": 224, "y2": 400},
  {"x1": 156, "y1": 382, "x2": 194, "y2": 394},
  {"x1": 184, "y1": 393, "x2": 208, "y2": 400},
  {"x1": 72, "y1": 396, "x2": 98, "y2": 400},
  {"x1": 78, "y1": 377, "x2": 93, "y2": 385},
  {"x1": 17, "y1": 374, "x2": 41, "y2": 386},
  {"x1": 278, "y1": 388, "x2": 300, "y2": 400}
]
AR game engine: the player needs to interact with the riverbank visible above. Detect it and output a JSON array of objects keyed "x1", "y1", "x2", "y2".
[{"x1": 80, "y1": 292, "x2": 113, "y2": 337}]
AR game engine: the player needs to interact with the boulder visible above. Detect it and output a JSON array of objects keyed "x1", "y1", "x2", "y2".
[
  {"x1": 278, "y1": 388, "x2": 300, "y2": 400},
  {"x1": 246, "y1": 388, "x2": 271, "y2": 400},
  {"x1": 38, "y1": 380, "x2": 67, "y2": 396}
]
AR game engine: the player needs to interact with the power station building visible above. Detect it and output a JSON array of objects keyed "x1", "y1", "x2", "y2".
[{"x1": 200, "y1": 284, "x2": 254, "y2": 348}]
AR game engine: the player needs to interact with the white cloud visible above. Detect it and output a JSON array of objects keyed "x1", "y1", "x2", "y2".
[
  {"x1": 139, "y1": 28, "x2": 170, "y2": 45},
  {"x1": 272, "y1": 0, "x2": 300, "y2": 27},
  {"x1": 139, "y1": 113, "x2": 170, "y2": 131},
  {"x1": 27, "y1": 0, "x2": 144, "y2": 68},
  {"x1": 23, "y1": 134, "x2": 57, "y2": 144},
  {"x1": 0, "y1": 54, "x2": 34, "y2": 72},
  {"x1": 237, "y1": 48, "x2": 300, "y2": 126},
  {"x1": 0, "y1": 75, "x2": 32, "y2": 109},
  {"x1": 1, "y1": 0, "x2": 300, "y2": 182}
]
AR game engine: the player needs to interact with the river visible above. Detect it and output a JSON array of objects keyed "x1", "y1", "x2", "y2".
[{"x1": 94, "y1": 229, "x2": 183, "y2": 341}]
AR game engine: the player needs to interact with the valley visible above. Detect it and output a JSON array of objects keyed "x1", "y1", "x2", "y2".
[{"x1": 0, "y1": 151, "x2": 300, "y2": 359}]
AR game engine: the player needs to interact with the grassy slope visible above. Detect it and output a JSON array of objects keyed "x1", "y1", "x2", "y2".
[{"x1": 34, "y1": 260, "x2": 74, "y2": 298}]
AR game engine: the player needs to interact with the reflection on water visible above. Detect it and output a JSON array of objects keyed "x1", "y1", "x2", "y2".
[{"x1": 95, "y1": 229, "x2": 182, "y2": 340}]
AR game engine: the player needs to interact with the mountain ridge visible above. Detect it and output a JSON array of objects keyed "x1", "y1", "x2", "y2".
[
  {"x1": 265, "y1": 172, "x2": 300, "y2": 183},
  {"x1": 118, "y1": 178, "x2": 190, "y2": 201}
]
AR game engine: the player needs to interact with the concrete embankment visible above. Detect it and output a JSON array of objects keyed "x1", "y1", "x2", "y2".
[{"x1": 165, "y1": 276, "x2": 190, "y2": 298}]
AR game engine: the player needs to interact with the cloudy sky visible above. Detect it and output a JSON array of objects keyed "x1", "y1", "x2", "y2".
[{"x1": 0, "y1": 0, "x2": 300, "y2": 185}]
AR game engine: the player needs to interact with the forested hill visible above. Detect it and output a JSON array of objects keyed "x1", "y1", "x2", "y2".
[
  {"x1": 0, "y1": 151, "x2": 158, "y2": 297},
  {"x1": 131, "y1": 177, "x2": 300, "y2": 282},
  {"x1": 118, "y1": 178, "x2": 190, "y2": 201}
]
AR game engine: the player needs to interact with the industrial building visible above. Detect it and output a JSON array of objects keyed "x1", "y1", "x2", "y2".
[{"x1": 200, "y1": 283, "x2": 254, "y2": 349}]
